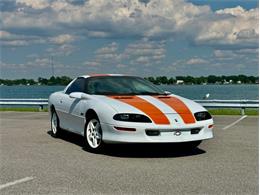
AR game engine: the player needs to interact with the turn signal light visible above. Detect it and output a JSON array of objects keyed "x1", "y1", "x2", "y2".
[{"x1": 208, "y1": 124, "x2": 214, "y2": 128}]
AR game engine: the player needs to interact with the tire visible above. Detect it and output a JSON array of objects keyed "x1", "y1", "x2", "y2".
[
  {"x1": 51, "y1": 109, "x2": 61, "y2": 138},
  {"x1": 84, "y1": 115, "x2": 104, "y2": 153}
]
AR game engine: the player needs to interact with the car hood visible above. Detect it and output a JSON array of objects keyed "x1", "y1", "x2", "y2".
[{"x1": 93, "y1": 94, "x2": 205, "y2": 115}]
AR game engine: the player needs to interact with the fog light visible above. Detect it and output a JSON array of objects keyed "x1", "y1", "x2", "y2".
[
  {"x1": 191, "y1": 128, "x2": 201, "y2": 134},
  {"x1": 146, "y1": 130, "x2": 160, "y2": 136},
  {"x1": 114, "y1": 126, "x2": 136, "y2": 131}
]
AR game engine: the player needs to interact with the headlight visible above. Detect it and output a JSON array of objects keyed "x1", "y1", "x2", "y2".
[
  {"x1": 194, "y1": 111, "x2": 212, "y2": 121},
  {"x1": 113, "y1": 113, "x2": 152, "y2": 123}
]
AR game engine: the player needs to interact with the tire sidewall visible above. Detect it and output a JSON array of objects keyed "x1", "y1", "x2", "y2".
[{"x1": 51, "y1": 110, "x2": 60, "y2": 138}]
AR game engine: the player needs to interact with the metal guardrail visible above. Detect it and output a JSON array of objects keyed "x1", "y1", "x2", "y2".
[
  {"x1": 195, "y1": 99, "x2": 259, "y2": 115},
  {"x1": 0, "y1": 99, "x2": 48, "y2": 111},
  {"x1": 0, "y1": 98, "x2": 258, "y2": 114}
]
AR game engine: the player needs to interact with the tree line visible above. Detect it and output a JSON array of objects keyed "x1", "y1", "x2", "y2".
[
  {"x1": 0, "y1": 75, "x2": 258, "y2": 86},
  {"x1": 0, "y1": 76, "x2": 72, "y2": 86},
  {"x1": 145, "y1": 75, "x2": 258, "y2": 85}
]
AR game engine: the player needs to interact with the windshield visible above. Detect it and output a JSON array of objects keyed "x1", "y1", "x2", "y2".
[{"x1": 86, "y1": 76, "x2": 165, "y2": 95}]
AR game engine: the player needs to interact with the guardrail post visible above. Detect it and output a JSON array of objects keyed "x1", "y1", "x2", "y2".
[
  {"x1": 39, "y1": 105, "x2": 43, "y2": 111},
  {"x1": 241, "y1": 107, "x2": 245, "y2": 115}
]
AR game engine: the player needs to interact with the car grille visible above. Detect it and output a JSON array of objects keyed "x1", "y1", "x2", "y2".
[{"x1": 145, "y1": 128, "x2": 202, "y2": 136}]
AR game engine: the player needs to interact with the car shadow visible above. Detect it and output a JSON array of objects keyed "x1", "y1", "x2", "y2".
[
  {"x1": 47, "y1": 130, "x2": 206, "y2": 158},
  {"x1": 98, "y1": 144, "x2": 205, "y2": 158}
]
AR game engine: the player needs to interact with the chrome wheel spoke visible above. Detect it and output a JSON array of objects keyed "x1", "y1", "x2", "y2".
[
  {"x1": 90, "y1": 122, "x2": 95, "y2": 130},
  {"x1": 96, "y1": 133, "x2": 101, "y2": 139},
  {"x1": 52, "y1": 113, "x2": 57, "y2": 134},
  {"x1": 93, "y1": 138, "x2": 97, "y2": 147}
]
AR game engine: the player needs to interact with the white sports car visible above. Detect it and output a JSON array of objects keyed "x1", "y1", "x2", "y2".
[{"x1": 48, "y1": 74, "x2": 213, "y2": 152}]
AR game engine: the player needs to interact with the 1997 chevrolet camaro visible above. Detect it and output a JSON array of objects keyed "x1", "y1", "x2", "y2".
[{"x1": 48, "y1": 74, "x2": 213, "y2": 152}]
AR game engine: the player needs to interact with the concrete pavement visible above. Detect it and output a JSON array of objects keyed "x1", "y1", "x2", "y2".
[{"x1": 0, "y1": 112, "x2": 258, "y2": 194}]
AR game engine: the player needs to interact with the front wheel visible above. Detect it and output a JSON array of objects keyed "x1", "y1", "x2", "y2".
[
  {"x1": 84, "y1": 117, "x2": 104, "y2": 153},
  {"x1": 51, "y1": 110, "x2": 61, "y2": 138}
]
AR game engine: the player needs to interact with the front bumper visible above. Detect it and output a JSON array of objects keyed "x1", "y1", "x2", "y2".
[{"x1": 101, "y1": 119, "x2": 214, "y2": 143}]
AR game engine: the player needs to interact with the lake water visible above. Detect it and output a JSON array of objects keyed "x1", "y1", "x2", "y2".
[{"x1": 0, "y1": 84, "x2": 258, "y2": 100}]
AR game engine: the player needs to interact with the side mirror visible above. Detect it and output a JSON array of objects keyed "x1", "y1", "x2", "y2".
[
  {"x1": 164, "y1": 91, "x2": 171, "y2": 95},
  {"x1": 69, "y1": 92, "x2": 91, "y2": 100},
  {"x1": 81, "y1": 93, "x2": 91, "y2": 100},
  {"x1": 69, "y1": 92, "x2": 83, "y2": 99}
]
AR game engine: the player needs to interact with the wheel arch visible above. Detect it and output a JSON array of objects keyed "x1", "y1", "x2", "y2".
[
  {"x1": 85, "y1": 109, "x2": 99, "y2": 121},
  {"x1": 50, "y1": 104, "x2": 55, "y2": 113}
]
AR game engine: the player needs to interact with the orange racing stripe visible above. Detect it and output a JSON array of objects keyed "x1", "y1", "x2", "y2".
[
  {"x1": 155, "y1": 96, "x2": 195, "y2": 124},
  {"x1": 109, "y1": 96, "x2": 170, "y2": 125}
]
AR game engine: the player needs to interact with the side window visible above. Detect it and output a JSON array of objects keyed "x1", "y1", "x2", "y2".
[{"x1": 65, "y1": 78, "x2": 85, "y2": 94}]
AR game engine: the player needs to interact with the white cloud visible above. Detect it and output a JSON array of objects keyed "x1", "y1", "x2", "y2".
[
  {"x1": 46, "y1": 44, "x2": 76, "y2": 56},
  {"x1": 215, "y1": 6, "x2": 257, "y2": 17},
  {"x1": 49, "y1": 34, "x2": 75, "y2": 45},
  {"x1": 0, "y1": 30, "x2": 77, "y2": 47},
  {"x1": 124, "y1": 39, "x2": 166, "y2": 65},
  {"x1": 0, "y1": 30, "x2": 45, "y2": 46},
  {"x1": 0, "y1": 30, "x2": 14, "y2": 40},
  {"x1": 186, "y1": 58, "x2": 208, "y2": 65},
  {"x1": 83, "y1": 39, "x2": 166, "y2": 69},
  {"x1": 134, "y1": 56, "x2": 150, "y2": 64},
  {"x1": 1, "y1": 40, "x2": 29, "y2": 46},
  {"x1": 195, "y1": 6, "x2": 258, "y2": 48},
  {"x1": 214, "y1": 48, "x2": 259, "y2": 60},
  {"x1": 87, "y1": 31, "x2": 110, "y2": 38},
  {"x1": 214, "y1": 50, "x2": 236, "y2": 59},
  {"x1": 95, "y1": 42, "x2": 118, "y2": 55},
  {"x1": 30, "y1": 57, "x2": 49, "y2": 67},
  {"x1": 16, "y1": 0, "x2": 50, "y2": 10},
  {"x1": 2, "y1": 56, "x2": 67, "y2": 72},
  {"x1": 1, "y1": 0, "x2": 257, "y2": 50},
  {"x1": 0, "y1": 60, "x2": 26, "y2": 69},
  {"x1": 84, "y1": 61, "x2": 101, "y2": 67}
]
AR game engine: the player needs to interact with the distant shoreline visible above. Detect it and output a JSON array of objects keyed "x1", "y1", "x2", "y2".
[{"x1": 0, "y1": 75, "x2": 258, "y2": 86}]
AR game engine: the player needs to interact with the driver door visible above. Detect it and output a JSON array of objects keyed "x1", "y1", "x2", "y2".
[{"x1": 58, "y1": 77, "x2": 86, "y2": 133}]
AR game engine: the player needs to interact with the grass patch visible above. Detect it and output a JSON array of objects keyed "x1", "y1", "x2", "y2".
[
  {"x1": 0, "y1": 107, "x2": 48, "y2": 112},
  {"x1": 209, "y1": 108, "x2": 258, "y2": 116}
]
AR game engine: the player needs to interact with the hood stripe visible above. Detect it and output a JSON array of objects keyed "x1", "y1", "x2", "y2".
[
  {"x1": 108, "y1": 96, "x2": 170, "y2": 125},
  {"x1": 155, "y1": 96, "x2": 196, "y2": 124}
]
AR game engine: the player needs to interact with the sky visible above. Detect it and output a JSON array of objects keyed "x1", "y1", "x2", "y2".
[{"x1": 0, "y1": 0, "x2": 259, "y2": 79}]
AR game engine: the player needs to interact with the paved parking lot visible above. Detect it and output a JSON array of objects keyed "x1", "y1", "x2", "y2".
[{"x1": 0, "y1": 112, "x2": 258, "y2": 194}]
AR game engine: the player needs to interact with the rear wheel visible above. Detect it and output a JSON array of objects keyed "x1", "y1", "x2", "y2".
[
  {"x1": 51, "y1": 110, "x2": 61, "y2": 138},
  {"x1": 84, "y1": 116, "x2": 104, "y2": 153}
]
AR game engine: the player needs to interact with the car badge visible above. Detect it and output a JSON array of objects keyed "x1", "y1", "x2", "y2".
[{"x1": 174, "y1": 131, "x2": 181, "y2": 136}]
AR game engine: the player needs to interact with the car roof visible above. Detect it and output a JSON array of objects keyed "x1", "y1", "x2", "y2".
[{"x1": 79, "y1": 74, "x2": 126, "y2": 78}]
